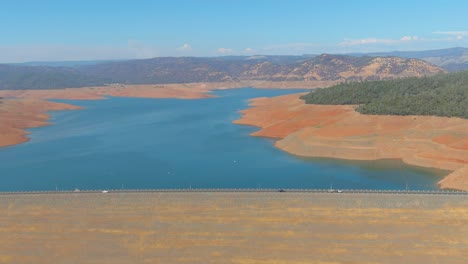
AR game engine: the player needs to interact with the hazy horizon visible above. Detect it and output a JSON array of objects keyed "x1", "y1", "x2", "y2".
[
  {"x1": 4, "y1": 46, "x2": 467, "y2": 65},
  {"x1": 2, "y1": 0, "x2": 468, "y2": 63}
]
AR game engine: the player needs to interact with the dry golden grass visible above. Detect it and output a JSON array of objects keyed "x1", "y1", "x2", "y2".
[{"x1": 0, "y1": 192, "x2": 466, "y2": 263}]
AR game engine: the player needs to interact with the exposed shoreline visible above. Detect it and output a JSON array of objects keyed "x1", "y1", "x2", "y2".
[
  {"x1": 0, "y1": 99, "x2": 81, "y2": 147},
  {"x1": 0, "y1": 81, "x2": 336, "y2": 148},
  {"x1": 0, "y1": 80, "x2": 336, "y2": 100},
  {"x1": 234, "y1": 94, "x2": 468, "y2": 191},
  {"x1": 1, "y1": 82, "x2": 467, "y2": 191}
]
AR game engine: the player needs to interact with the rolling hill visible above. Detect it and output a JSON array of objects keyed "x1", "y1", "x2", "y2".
[
  {"x1": 0, "y1": 65, "x2": 110, "y2": 90},
  {"x1": 353, "y1": 47, "x2": 468, "y2": 72},
  {"x1": 301, "y1": 70, "x2": 468, "y2": 118},
  {"x1": 0, "y1": 54, "x2": 444, "y2": 90}
]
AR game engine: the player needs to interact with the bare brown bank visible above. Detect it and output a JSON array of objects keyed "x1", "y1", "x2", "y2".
[
  {"x1": 0, "y1": 192, "x2": 466, "y2": 264},
  {"x1": 234, "y1": 94, "x2": 468, "y2": 191},
  {"x1": 0, "y1": 99, "x2": 81, "y2": 147},
  {"x1": 1, "y1": 81, "x2": 467, "y2": 190},
  {"x1": 0, "y1": 81, "x2": 335, "y2": 147}
]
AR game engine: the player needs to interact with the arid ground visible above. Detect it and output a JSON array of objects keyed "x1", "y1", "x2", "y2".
[
  {"x1": 0, "y1": 192, "x2": 466, "y2": 264},
  {"x1": 1, "y1": 82, "x2": 467, "y2": 190},
  {"x1": 234, "y1": 94, "x2": 468, "y2": 191},
  {"x1": 0, "y1": 81, "x2": 334, "y2": 148}
]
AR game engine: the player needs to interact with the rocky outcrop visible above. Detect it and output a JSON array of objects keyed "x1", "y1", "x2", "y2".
[{"x1": 240, "y1": 55, "x2": 445, "y2": 82}]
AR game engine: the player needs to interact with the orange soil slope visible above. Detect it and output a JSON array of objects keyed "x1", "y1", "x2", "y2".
[
  {"x1": 0, "y1": 81, "x2": 335, "y2": 148},
  {"x1": 0, "y1": 99, "x2": 81, "y2": 147},
  {"x1": 234, "y1": 94, "x2": 468, "y2": 191},
  {"x1": 0, "y1": 84, "x2": 217, "y2": 100},
  {"x1": 0, "y1": 81, "x2": 336, "y2": 101},
  {"x1": 0, "y1": 85, "x2": 218, "y2": 148},
  {"x1": 0, "y1": 84, "x2": 220, "y2": 147}
]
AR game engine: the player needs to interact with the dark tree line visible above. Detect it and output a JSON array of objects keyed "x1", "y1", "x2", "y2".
[{"x1": 301, "y1": 71, "x2": 468, "y2": 118}]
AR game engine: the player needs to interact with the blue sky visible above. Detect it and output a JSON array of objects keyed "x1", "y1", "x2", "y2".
[{"x1": 1, "y1": 0, "x2": 467, "y2": 62}]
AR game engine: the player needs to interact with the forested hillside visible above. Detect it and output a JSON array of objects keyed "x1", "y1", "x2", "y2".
[
  {"x1": 0, "y1": 65, "x2": 109, "y2": 89},
  {"x1": 301, "y1": 71, "x2": 468, "y2": 118}
]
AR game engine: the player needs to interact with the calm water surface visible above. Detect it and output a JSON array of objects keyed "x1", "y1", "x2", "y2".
[{"x1": 0, "y1": 88, "x2": 445, "y2": 191}]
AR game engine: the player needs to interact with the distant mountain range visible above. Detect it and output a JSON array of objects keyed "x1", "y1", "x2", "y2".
[
  {"x1": 0, "y1": 64, "x2": 111, "y2": 90},
  {"x1": 0, "y1": 53, "x2": 445, "y2": 90},
  {"x1": 7, "y1": 47, "x2": 468, "y2": 71},
  {"x1": 351, "y1": 47, "x2": 468, "y2": 72},
  {"x1": 80, "y1": 54, "x2": 443, "y2": 83},
  {"x1": 8, "y1": 60, "x2": 126, "y2": 67}
]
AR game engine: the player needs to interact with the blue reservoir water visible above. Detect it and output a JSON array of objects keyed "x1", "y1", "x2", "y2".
[{"x1": 0, "y1": 88, "x2": 444, "y2": 191}]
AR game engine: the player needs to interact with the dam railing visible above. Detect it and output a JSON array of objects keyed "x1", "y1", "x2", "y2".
[{"x1": 0, "y1": 188, "x2": 466, "y2": 195}]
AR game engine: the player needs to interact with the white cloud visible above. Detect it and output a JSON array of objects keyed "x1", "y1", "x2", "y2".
[
  {"x1": 177, "y1": 43, "x2": 192, "y2": 51},
  {"x1": 433, "y1": 31, "x2": 468, "y2": 36},
  {"x1": 433, "y1": 31, "x2": 468, "y2": 40},
  {"x1": 339, "y1": 38, "x2": 396, "y2": 46},
  {"x1": 400, "y1": 36, "x2": 419, "y2": 41},
  {"x1": 127, "y1": 40, "x2": 159, "y2": 58},
  {"x1": 244, "y1": 47, "x2": 255, "y2": 53},
  {"x1": 339, "y1": 36, "x2": 421, "y2": 46},
  {"x1": 216, "y1": 47, "x2": 233, "y2": 54},
  {"x1": 263, "y1": 42, "x2": 319, "y2": 51}
]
